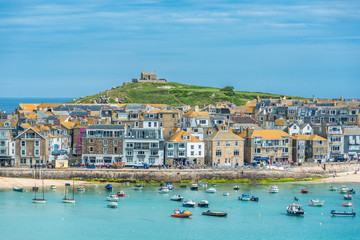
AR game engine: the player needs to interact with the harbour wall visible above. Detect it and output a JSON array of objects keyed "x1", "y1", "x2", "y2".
[{"x1": 0, "y1": 163, "x2": 358, "y2": 182}]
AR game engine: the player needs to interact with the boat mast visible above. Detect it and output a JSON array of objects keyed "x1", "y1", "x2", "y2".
[
  {"x1": 72, "y1": 178, "x2": 75, "y2": 200},
  {"x1": 42, "y1": 179, "x2": 45, "y2": 200}
]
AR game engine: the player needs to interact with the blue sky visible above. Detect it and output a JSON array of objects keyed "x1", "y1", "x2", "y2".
[{"x1": 0, "y1": 0, "x2": 359, "y2": 99}]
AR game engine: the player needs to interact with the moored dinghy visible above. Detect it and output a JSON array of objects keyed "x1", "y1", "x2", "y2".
[
  {"x1": 202, "y1": 210, "x2": 227, "y2": 217},
  {"x1": 171, "y1": 210, "x2": 192, "y2": 218},
  {"x1": 340, "y1": 185, "x2": 348, "y2": 193},
  {"x1": 309, "y1": 199, "x2": 325, "y2": 206},
  {"x1": 171, "y1": 195, "x2": 184, "y2": 201},
  {"x1": 342, "y1": 201, "x2": 353, "y2": 207},
  {"x1": 107, "y1": 194, "x2": 119, "y2": 202},
  {"x1": 105, "y1": 184, "x2": 113, "y2": 191},
  {"x1": 159, "y1": 187, "x2": 170, "y2": 194},
  {"x1": 133, "y1": 185, "x2": 143, "y2": 190},
  {"x1": 206, "y1": 187, "x2": 217, "y2": 193},
  {"x1": 233, "y1": 186, "x2": 240, "y2": 190},
  {"x1": 344, "y1": 194, "x2": 353, "y2": 200},
  {"x1": 238, "y1": 194, "x2": 251, "y2": 201},
  {"x1": 50, "y1": 185, "x2": 56, "y2": 190},
  {"x1": 300, "y1": 188, "x2": 309, "y2": 194},
  {"x1": 331, "y1": 209, "x2": 356, "y2": 217},
  {"x1": 182, "y1": 200, "x2": 197, "y2": 207},
  {"x1": 13, "y1": 186, "x2": 24, "y2": 192},
  {"x1": 198, "y1": 200, "x2": 209, "y2": 207},
  {"x1": 269, "y1": 185, "x2": 279, "y2": 193},
  {"x1": 190, "y1": 184, "x2": 198, "y2": 191},
  {"x1": 116, "y1": 191, "x2": 126, "y2": 197},
  {"x1": 107, "y1": 202, "x2": 118, "y2": 208},
  {"x1": 329, "y1": 186, "x2": 337, "y2": 191}
]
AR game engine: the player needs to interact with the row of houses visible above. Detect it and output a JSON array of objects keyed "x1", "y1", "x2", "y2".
[{"x1": 1, "y1": 95, "x2": 360, "y2": 167}]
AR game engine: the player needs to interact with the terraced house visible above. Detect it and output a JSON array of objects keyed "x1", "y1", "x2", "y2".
[
  {"x1": 165, "y1": 130, "x2": 204, "y2": 167},
  {"x1": 82, "y1": 125, "x2": 125, "y2": 166},
  {"x1": 0, "y1": 120, "x2": 17, "y2": 166},
  {"x1": 204, "y1": 127, "x2": 244, "y2": 167},
  {"x1": 292, "y1": 135, "x2": 327, "y2": 163},
  {"x1": 239, "y1": 129, "x2": 292, "y2": 164},
  {"x1": 15, "y1": 125, "x2": 48, "y2": 167}
]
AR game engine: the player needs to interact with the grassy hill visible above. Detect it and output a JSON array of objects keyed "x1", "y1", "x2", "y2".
[{"x1": 70, "y1": 82, "x2": 303, "y2": 106}]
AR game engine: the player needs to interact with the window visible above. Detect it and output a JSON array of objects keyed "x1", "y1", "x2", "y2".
[
  {"x1": 35, "y1": 141, "x2": 40, "y2": 147},
  {"x1": 179, "y1": 151, "x2": 185, "y2": 157},
  {"x1": 350, "y1": 117, "x2": 356, "y2": 123},
  {"x1": 216, "y1": 150, "x2": 222, "y2": 156},
  {"x1": 167, "y1": 143, "x2": 174, "y2": 149},
  {"x1": 90, "y1": 139, "x2": 94, "y2": 143},
  {"x1": 149, "y1": 158, "x2": 155, "y2": 163},
  {"x1": 135, "y1": 122, "x2": 139, "y2": 127},
  {"x1": 254, "y1": 148, "x2": 261, "y2": 154},
  {"x1": 217, "y1": 142, "x2": 221, "y2": 147},
  {"x1": 104, "y1": 139, "x2": 108, "y2": 146},
  {"x1": 191, "y1": 145, "x2": 194, "y2": 150},
  {"x1": 127, "y1": 151, "x2": 133, "y2": 156},
  {"x1": 191, "y1": 151, "x2": 194, "y2": 156},
  {"x1": 172, "y1": 114, "x2": 175, "y2": 119},
  {"x1": 282, "y1": 148, "x2": 289, "y2": 153},
  {"x1": 199, "y1": 120, "x2": 207, "y2": 124},
  {"x1": 114, "y1": 147, "x2": 118, "y2": 154},
  {"x1": 0, "y1": 149, "x2": 6, "y2": 154},
  {"x1": 235, "y1": 142, "x2": 238, "y2": 147},
  {"x1": 103, "y1": 147, "x2": 108, "y2": 154},
  {"x1": 89, "y1": 147, "x2": 94, "y2": 152},
  {"x1": 0, "y1": 141, "x2": 5, "y2": 147},
  {"x1": 138, "y1": 151, "x2": 145, "y2": 155},
  {"x1": 160, "y1": 113, "x2": 163, "y2": 119},
  {"x1": 126, "y1": 157, "x2": 133, "y2": 163},
  {"x1": 254, "y1": 138, "x2": 262, "y2": 144},
  {"x1": 199, "y1": 145, "x2": 202, "y2": 149},
  {"x1": 126, "y1": 143, "x2": 134, "y2": 148},
  {"x1": 331, "y1": 136, "x2": 341, "y2": 142},
  {"x1": 167, "y1": 151, "x2": 173, "y2": 157},
  {"x1": 199, "y1": 151, "x2": 202, "y2": 155},
  {"x1": 21, "y1": 141, "x2": 26, "y2": 147},
  {"x1": 35, "y1": 149, "x2": 40, "y2": 156},
  {"x1": 151, "y1": 150, "x2": 158, "y2": 156},
  {"x1": 330, "y1": 110, "x2": 336, "y2": 115},
  {"x1": 20, "y1": 158, "x2": 26, "y2": 164},
  {"x1": 148, "y1": 122, "x2": 151, "y2": 127},
  {"x1": 217, "y1": 159, "x2": 220, "y2": 165},
  {"x1": 114, "y1": 139, "x2": 118, "y2": 146},
  {"x1": 329, "y1": 117, "x2": 336, "y2": 123},
  {"x1": 234, "y1": 150, "x2": 240, "y2": 156},
  {"x1": 160, "y1": 122, "x2": 163, "y2": 127},
  {"x1": 21, "y1": 149, "x2": 26, "y2": 155},
  {"x1": 154, "y1": 122, "x2": 157, "y2": 127},
  {"x1": 226, "y1": 142, "x2": 230, "y2": 147}
]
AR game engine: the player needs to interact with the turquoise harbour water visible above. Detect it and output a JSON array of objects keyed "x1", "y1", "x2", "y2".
[{"x1": 1, "y1": 183, "x2": 359, "y2": 240}]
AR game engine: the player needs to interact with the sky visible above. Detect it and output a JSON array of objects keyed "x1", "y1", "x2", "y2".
[{"x1": 0, "y1": 0, "x2": 359, "y2": 99}]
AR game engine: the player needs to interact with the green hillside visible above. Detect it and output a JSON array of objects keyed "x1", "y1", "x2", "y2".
[{"x1": 70, "y1": 82, "x2": 303, "y2": 106}]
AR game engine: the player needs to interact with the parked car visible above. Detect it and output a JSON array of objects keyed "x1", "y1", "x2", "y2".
[{"x1": 133, "y1": 163, "x2": 150, "y2": 169}]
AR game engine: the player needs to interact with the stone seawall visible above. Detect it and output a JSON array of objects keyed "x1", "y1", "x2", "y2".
[{"x1": 0, "y1": 168, "x2": 323, "y2": 182}]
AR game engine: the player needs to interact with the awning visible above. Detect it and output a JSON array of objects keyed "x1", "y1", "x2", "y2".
[{"x1": 254, "y1": 157, "x2": 270, "y2": 161}]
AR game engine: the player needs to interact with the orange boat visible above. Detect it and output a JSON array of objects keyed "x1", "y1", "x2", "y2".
[{"x1": 171, "y1": 210, "x2": 193, "y2": 218}]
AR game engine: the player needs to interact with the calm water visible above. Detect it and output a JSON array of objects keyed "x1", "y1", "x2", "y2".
[
  {"x1": 0, "y1": 98, "x2": 73, "y2": 114},
  {"x1": 0, "y1": 183, "x2": 359, "y2": 240}
]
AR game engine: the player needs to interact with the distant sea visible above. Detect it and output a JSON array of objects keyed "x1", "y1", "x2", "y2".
[{"x1": 0, "y1": 97, "x2": 73, "y2": 114}]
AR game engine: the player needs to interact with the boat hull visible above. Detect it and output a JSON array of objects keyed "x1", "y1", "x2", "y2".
[
  {"x1": 202, "y1": 211, "x2": 227, "y2": 217},
  {"x1": 287, "y1": 210, "x2": 305, "y2": 216},
  {"x1": 171, "y1": 213, "x2": 192, "y2": 218},
  {"x1": 62, "y1": 199, "x2": 76, "y2": 204},
  {"x1": 33, "y1": 199, "x2": 47, "y2": 204}
]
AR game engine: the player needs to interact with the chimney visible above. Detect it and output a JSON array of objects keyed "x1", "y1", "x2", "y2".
[
  {"x1": 195, "y1": 105, "x2": 199, "y2": 112},
  {"x1": 246, "y1": 127, "x2": 250, "y2": 137}
]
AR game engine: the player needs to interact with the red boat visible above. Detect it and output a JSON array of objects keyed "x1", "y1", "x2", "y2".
[
  {"x1": 116, "y1": 191, "x2": 126, "y2": 197},
  {"x1": 300, "y1": 189, "x2": 309, "y2": 194},
  {"x1": 171, "y1": 210, "x2": 193, "y2": 218}
]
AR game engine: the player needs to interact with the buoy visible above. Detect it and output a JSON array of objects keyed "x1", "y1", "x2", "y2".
[
  {"x1": 128, "y1": 195, "x2": 130, "y2": 197},
  {"x1": 321, "y1": 213, "x2": 323, "y2": 215},
  {"x1": 259, "y1": 214, "x2": 261, "y2": 216},
  {"x1": 133, "y1": 230, "x2": 135, "y2": 232},
  {"x1": 320, "y1": 223, "x2": 322, "y2": 226},
  {"x1": 262, "y1": 222, "x2": 264, "y2": 224},
  {"x1": 80, "y1": 195, "x2": 82, "y2": 198},
  {"x1": 152, "y1": 206, "x2": 154, "y2": 209}
]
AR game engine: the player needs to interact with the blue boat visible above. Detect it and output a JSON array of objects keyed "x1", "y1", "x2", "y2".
[
  {"x1": 238, "y1": 194, "x2": 251, "y2": 201},
  {"x1": 13, "y1": 186, "x2": 24, "y2": 192},
  {"x1": 105, "y1": 184, "x2": 113, "y2": 191},
  {"x1": 348, "y1": 189, "x2": 356, "y2": 194},
  {"x1": 166, "y1": 182, "x2": 174, "y2": 190},
  {"x1": 331, "y1": 209, "x2": 356, "y2": 217}
]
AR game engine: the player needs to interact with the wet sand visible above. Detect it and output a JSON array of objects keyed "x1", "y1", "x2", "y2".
[{"x1": 313, "y1": 171, "x2": 360, "y2": 184}]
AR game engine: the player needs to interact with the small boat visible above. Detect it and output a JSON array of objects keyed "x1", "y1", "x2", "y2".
[
  {"x1": 300, "y1": 188, "x2": 309, "y2": 194},
  {"x1": 211, "y1": 184, "x2": 217, "y2": 188},
  {"x1": 182, "y1": 200, "x2": 197, "y2": 207},
  {"x1": 171, "y1": 210, "x2": 192, "y2": 218},
  {"x1": 166, "y1": 182, "x2": 174, "y2": 190},
  {"x1": 190, "y1": 184, "x2": 198, "y2": 191},
  {"x1": 107, "y1": 194, "x2": 119, "y2": 202},
  {"x1": 344, "y1": 194, "x2": 353, "y2": 200},
  {"x1": 223, "y1": 192, "x2": 230, "y2": 196},
  {"x1": 331, "y1": 209, "x2": 356, "y2": 217},
  {"x1": 200, "y1": 183, "x2": 207, "y2": 188},
  {"x1": 348, "y1": 189, "x2": 356, "y2": 194},
  {"x1": 309, "y1": 199, "x2": 325, "y2": 207},
  {"x1": 340, "y1": 185, "x2": 348, "y2": 193},
  {"x1": 342, "y1": 201, "x2": 353, "y2": 207},
  {"x1": 286, "y1": 203, "x2": 305, "y2": 216},
  {"x1": 171, "y1": 195, "x2": 184, "y2": 201},
  {"x1": 104, "y1": 184, "x2": 113, "y2": 191},
  {"x1": 206, "y1": 187, "x2": 217, "y2": 193},
  {"x1": 133, "y1": 185, "x2": 143, "y2": 190},
  {"x1": 198, "y1": 200, "x2": 209, "y2": 207},
  {"x1": 76, "y1": 186, "x2": 85, "y2": 191},
  {"x1": 107, "y1": 202, "x2": 118, "y2": 208},
  {"x1": 62, "y1": 181, "x2": 75, "y2": 204},
  {"x1": 116, "y1": 191, "x2": 126, "y2": 197},
  {"x1": 238, "y1": 193, "x2": 251, "y2": 201},
  {"x1": 202, "y1": 210, "x2": 227, "y2": 217},
  {"x1": 329, "y1": 186, "x2": 337, "y2": 191},
  {"x1": 50, "y1": 185, "x2": 56, "y2": 190},
  {"x1": 233, "y1": 186, "x2": 240, "y2": 190},
  {"x1": 269, "y1": 186, "x2": 279, "y2": 193},
  {"x1": 250, "y1": 196, "x2": 259, "y2": 202},
  {"x1": 159, "y1": 187, "x2": 170, "y2": 194},
  {"x1": 32, "y1": 180, "x2": 46, "y2": 204},
  {"x1": 13, "y1": 186, "x2": 24, "y2": 192},
  {"x1": 180, "y1": 185, "x2": 187, "y2": 188}
]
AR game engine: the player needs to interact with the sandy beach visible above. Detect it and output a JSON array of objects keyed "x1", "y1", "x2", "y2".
[
  {"x1": 313, "y1": 171, "x2": 360, "y2": 184},
  {"x1": 0, "y1": 177, "x2": 90, "y2": 189}
]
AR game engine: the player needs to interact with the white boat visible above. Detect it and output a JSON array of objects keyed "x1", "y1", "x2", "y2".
[
  {"x1": 62, "y1": 198, "x2": 76, "y2": 204},
  {"x1": 287, "y1": 203, "x2": 305, "y2": 216},
  {"x1": 182, "y1": 200, "x2": 197, "y2": 207},
  {"x1": 238, "y1": 194, "x2": 251, "y2": 201},
  {"x1": 340, "y1": 185, "x2": 348, "y2": 193},
  {"x1": 309, "y1": 199, "x2": 325, "y2": 206},
  {"x1": 342, "y1": 201, "x2": 353, "y2": 207},
  {"x1": 62, "y1": 181, "x2": 75, "y2": 204},
  {"x1": 107, "y1": 195, "x2": 119, "y2": 202},
  {"x1": 76, "y1": 186, "x2": 85, "y2": 191},
  {"x1": 190, "y1": 184, "x2": 199, "y2": 191},
  {"x1": 198, "y1": 200, "x2": 209, "y2": 207},
  {"x1": 171, "y1": 195, "x2": 184, "y2": 201},
  {"x1": 32, "y1": 181, "x2": 47, "y2": 204},
  {"x1": 107, "y1": 202, "x2": 118, "y2": 208},
  {"x1": 50, "y1": 185, "x2": 56, "y2": 190},
  {"x1": 269, "y1": 186, "x2": 279, "y2": 193},
  {"x1": 329, "y1": 186, "x2": 337, "y2": 191},
  {"x1": 159, "y1": 187, "x2": 170, "y2": 193},
  {"x1": 133, "y1": 185, "x2": 143, "y2": 190},
  {"x1": 206, "y1": 187, "x2": 217, "y2": 193}
]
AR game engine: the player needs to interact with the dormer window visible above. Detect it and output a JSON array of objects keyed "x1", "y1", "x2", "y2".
[
  {"x1": 4, "y1": 122, "x2": 10, "y2": 127},
  {"x1": 80, "y1": 121, "x2": 86, "y2": 125}
]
